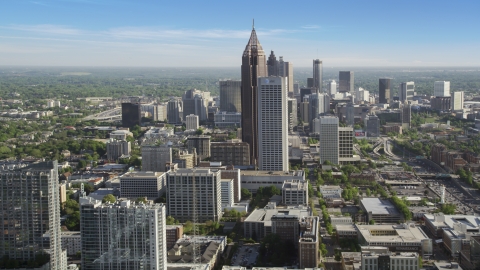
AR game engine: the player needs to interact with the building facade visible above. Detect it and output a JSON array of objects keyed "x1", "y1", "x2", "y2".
[
  {"x1": 298, "y1": 217, "x2": 320, "y2": 268},
  {"x1": 106, "y1": 139, "x2": 131, "y2": 161},
  {"x1": 185, "y1": 114, "x2": 199, "y2": 130},
  {"x1": 122, "y1": 102, "x2": 141, "y2": 128},
  {"x1": 319, "y1": 116, "x2": 339, "y2": 165},
  {"x1": 141, "y1": 144, "x2": 172, "y2": 172},
  {"x1": 213, "y1": 111, "x2": 241, "y2": 128},
  {"x1": 282, "y1": 179, "x2": 308, "y2": 205},
  {"x1": 167, "y1": 99, "x2": 183, "y2": 124},
  {"x1": 365, "y1": 114, "x2": 380, "y2": 138},
  {"x1": 186, "y1": 136, "x2": 211, "y2": 161},
  {"x1": 210, "y1": 140, "x2": 250, "y2": 166},
  {"x1": 434, "y1": 81, "x2": 451, "y2": 97},
  {"x1": 379, "y1": 78, "x2": 391, "y2": 104},
  {"x1": 399, "y1": 81, "x2": 415, "y2": 102},
  {"x1": 313, "y1": 59, "x2": 323, "y2": 93},
  {"x1": 451, "y1": 91, "x2": 464, "y2": 111},
  {"x1": 120, "y1": 171, "x2": 167, "y2": 199},
  {"x1": 219, "y1": 80, "x2": 242, "y2": 113}
]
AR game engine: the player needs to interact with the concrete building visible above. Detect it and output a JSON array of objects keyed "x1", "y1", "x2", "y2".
[
  {"x1": 361, "y1": 246, "x2": 420, "y2": 270},
  {"x1": 452, "y1": 91, "x2": 464, "y2": 111},
  {"x1": 319, "y1": 116, "x2": 339, "y2": 164},
  {"x1": 120, "y1": 171, "x2": 167, "y2": 199},
  {"x1": 287, "y1": 98, "x2": 298, "y2": 132},
  {"x1": 356, "y1": 87, "x2": 370, "y2": 103},
  {"x1": 185, "y1": 114, "x2": 199, "y2": 130},
  {"x1": 221, "y1": 179, "x2": 234, "y2": 207},
  {"x1": 424, "y1": 214, "x2": 480, "y2": 238},
  {"x1": 327, "y1": 80, "x2": 337, "y2": 96},
  {"x1": 339, "y1": 126, "x2": 359, "y2": 164},
  {"x1": 142, "y1": 144, "x2": 172, "y2": 172},
  {"x1": 168, "y1": 236, "x2": 227, "y2": 270},
  {"x1": 336, "y1": 224, "x2": 359, "y2": 240},
  {"x1": 219, "y1": 169, "x2": 242, "y2": 203},
  {"x1": 356, "y1": 223, "x2": 432, "y2": 257},
  {"x1": 431, "y1": 96, "x2": 452, "y2": 111},
  {"x1": 330, "y1": 216, "x2": 353, "y2": 227},
  {"x1": 61, "y1": 232, "x2": 81, "y2": 256},
  {"x1": 298, "y1": 217, "x2": 320, "y2": 268},
  {"x1": 241, "y1": 170, "x2": 304, "y2": 195},
  {"x1": 308, "y1": 93, "x2": 330, "y2": 127},
  {"x1": 399, "y1": 81, "x2": 415, "y2": 102},
  {"x1": 80, "y1": 198, "x2": 167, "y2": 270},
  {"x1": 210, "y1": 140, "x2": 250, "y2": 166},
  {"x1": 282, "y1": 179, "x2": 308, "y2": 205},
  {"x1": 319, "y1": 185, "x2": 343, "y2": 199},
  {"x1": 165, "y1": 225, "x2": 184, "y2": 249},
  {"x1": 379, "y1": 78, "x2": 392, "y2": 104},
  {"x1": 182, "y1": 89, "x2": 209, "y2": 122},
  {"x1": 214, "y1": 111, "x2": 242, "y2": 128},
  {"x1": 122, "y1": 102, "x2": 141, "y2": 128},
  {"x1": 0, "y1": 161, "x2": 67, "y2": 270},
  {"x1": 186, "y1": 136, "x2": 211, "y2": 162},
  {"x1": 365, "y1": 114, "x2": 380, "y2": 138},
  {"x1": 257, "y1": 77, "x2": 289, "y2": 172},
  {"x1": 166, "y1": 168, "x2": 222, "y2": 222},
  {"x1": 167, "y1": 99, "x2": 183, "y2": 124},
  {"x1": 442, "y1": 222, "x2": 480, "y2": 258},
  {"x1": 360, "y1": 198, "x2": 404, "y2": 224},
  {"x1": 339, "y1": 71, "x2": 354, "y2": 95},
  {"x1": 434, "y1": 81, "x2": 451, "y2": 97},
  {"x1": 313, "y1": 59, "x2": 323, "y2": 93},
  {"x1": 109, "y1": 129, "x2": 133, "y2": 140},
  {"x1": 219, "y1": 80, "x2": 242, "y2": 113},
  {"x1": 106, "y1": 139, "x2": 131, "y2": 161}
]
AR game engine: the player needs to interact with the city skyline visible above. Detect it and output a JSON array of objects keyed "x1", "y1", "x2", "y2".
[{"x1": 1, "y1": 0, "x2": 480, "y2": 67}]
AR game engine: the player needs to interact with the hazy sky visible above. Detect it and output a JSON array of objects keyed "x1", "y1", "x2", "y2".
[{"x1": 1, "y1": 0, "x2": 479, "y2": 67}]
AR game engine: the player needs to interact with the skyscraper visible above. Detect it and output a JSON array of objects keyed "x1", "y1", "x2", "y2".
[
  {"x1": 267, "y1": 50, "x2": 279, "y2": 76},
  {"x1": 182, "y1": 89, "x2": 208, "y2": 121},
  {"x1": 318, "y1": 116, "x2": 339, "y2": 165},
  {"x1": 327, "y1": 80, "x2": 337, "y2": 96},
  {"x1": 266, "y1": 51, "x2": 294, "y2": 94},
  {"x1": 167, "y1": 99, "x2": 183, "y2": 124},
  {"x1": 0, "y1": 161, "x2": 67, "y2": 269},
  {"x1": 399, "y1": 81, "x2": 415, "y2": 102},
  {"x1": 80, "y1": 198, "x2": 167, "y2": 270},
  {"x1": 141, "y1": 144, "x2": 172, "y2": 172},
  {"x1": 219, "y1": 80, "x2": 242, "y2": 112},
  {"x1": 365, "y1": 114, "x2": 380, "y2": 138},
  {"x1": 257, "y1": 76, "x2": 289, "y2": 171},
  {"x1": 451, "y1": 91, "x2": 464, "y2": 111},
  {"x1": 241, "y1": 24, "x2": 267, "y2": 165},
  {"x1": 308, "y1": 93, "x2": 330, "y2": 126},
  {"x1": 122, "y1": 102, "x2": 141, "y2": 128},
  {"x1": 339, "y1": 71, "x2": 354, "y2": 94},
  {"x1": 379, "y1": 78, "x2": 392, "y2": 104},
  {"x1": 313, "y1": 59, "x2": 323, "y2": 93},
  {"x1": 434, "y1": 81, "x2": 451, "y2": 97}
]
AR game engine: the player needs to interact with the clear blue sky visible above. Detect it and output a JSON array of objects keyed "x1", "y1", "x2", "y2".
[{"x1": 1, "y1": 0, "x2": 479, "y2": 67}]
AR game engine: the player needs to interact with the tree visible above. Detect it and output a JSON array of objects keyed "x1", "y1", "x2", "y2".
[
  {"x1": 366, "y1": 188, "x2": 371, "y2": 197},
  {"x1": 102, "y1": 194, "x2": 116, "y2": 203},
  {"x1": 166, "y1": 216, "x2": 176, "y2": 225},
  {"x1": 241, "y1": 188, "x2": 252, "y2": 200},
  {"x1": 196, "y1": 128, "x2": 204, "y2": 135},
  {"x1": 369, "y1": 219, "x2": 375, "y2": 225},
  {"x1": 441, "y1": 203, "x2": 456, "y2": 215},
  {"x1": 136, "y1": 197, "x2": 147, "y2": 203}
]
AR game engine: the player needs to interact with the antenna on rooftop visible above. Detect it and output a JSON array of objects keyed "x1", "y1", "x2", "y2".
[{"x1": 252, "y1": 19, "x2": 255, "y2": 30}]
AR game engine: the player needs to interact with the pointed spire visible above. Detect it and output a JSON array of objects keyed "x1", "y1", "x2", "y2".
[
  {"x1": 243, "y1": 22, "x2": 264, "y2": 56},
  {"x1": 253, "y1": 19, "x2": 255, "y2": 30}
]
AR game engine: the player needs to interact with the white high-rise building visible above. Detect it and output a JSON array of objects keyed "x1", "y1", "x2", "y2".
[
  {"x1": 319, "y1": 116, "x2": 339, "y2": 165},
  {"x1": 434, "y1": 81, "x2": 451, "y2": 97},
  {"x1": 80, "y1": 198, "x2": 167, "y2": 270},
  {"x1": 327, "y1": 80, "x2": 337, "y2": 96},
  {"x1": 356, "y1": 87, "x2": 370, "y2": 103},
  {"x1": 308, "y1": 93, "x2": 330, "y2": 126},
  {"x1": 141, "y1": 144, "x2": 172, "y2": 172},
  {"x1": 185, "y1": 114, "x2": 199, "y2": 130},
  {"x1": 0, "y1": 161, "x2": 67, "y2": 270},
  {"x1": 399, "y1": 81, "x2": 415, "y2": 102},
  {"x1": 257, "y1": 76, "x2": 289, "y2": 171},
  {"x1": 451, "y1": 91, "x2": 464, "y2": 111}
]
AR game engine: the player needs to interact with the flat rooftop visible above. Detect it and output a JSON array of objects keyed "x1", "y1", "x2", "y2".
[
  {"x1": 361, "y1": 198, "x2": 400, "y2": 215},
  {"x1": 356, "y1": 223, "x2": 430, "y2": 243},
  {"x1": 241, "y1": 170, "x2": 304, "y2": 177},
  {"x1": 424, "y1": 214, "x2": 480, "y2": 231},
  {"x1": 244, "y1": 206, "x2": 310, "y2": 227}
]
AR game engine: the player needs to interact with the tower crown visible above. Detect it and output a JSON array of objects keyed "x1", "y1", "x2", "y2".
[{"x1": 243, "y1": 28, "x2": 264, "y2": 56}]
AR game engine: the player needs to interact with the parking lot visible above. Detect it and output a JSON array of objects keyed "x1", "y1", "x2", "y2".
[{"x1": 231, "y1": 244, "x2": 259, "y2": 267}]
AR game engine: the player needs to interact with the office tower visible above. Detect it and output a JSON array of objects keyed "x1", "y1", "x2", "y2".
[
  {"x1": 257, "y1": 77, "x2": 289, "y2": 171},
  {"x1": 379, "y1": 78, "x2": 392, "y2": 104},
  {"x1": 327, "y1": 80, "x2": 337, "y2": 96},
  {"x1": 308, "y1": 93, "x2": 330, "y2": 126},
  {"x1": 166, "y1": 168, "x2": 222, "y2": 222},
  {"x1": 241, "y1": 25, "x2": 267, "y2": 165},
  {"x1": 167, "y1": 99, "x2": 183, "y2": 124},
  {"x1": 294, "y1": 83, "x2": 300, "y2": 95},
  {"x1": 298, "y1": 217, "x2": 320, "y2": 268},
  {"x1": 401, "y1": 102, "x2": 412, "y2": 129},
  {"x1": 346, "y1": 102, "x2": 355, "y2": 126},
  {"x1": 210, "y1": 140, "x2": 250, "y2": 166},
  {"x1": 451, "y1": 91, "x2": 464, "y2": 111},
  {"x1": 219, "y1": 80, "x2": 242, "y2": 112},
  {"x1": 356, "y1": 87, "x2": 370, "y2": 103},
  {"x1": 0, "y1": 161, "x2": 67, "y2": 270},
  {"x1": 106, "y1": 138, "x2": 131, "y2": 161},
  {"x1": 221, "y1": 179, "x2": 234, "y2": 207},
  {"x1": 339, "y1": 126, "x2": 354, "y2": 159},
  {"x1": 267, "y1": 51, "x2": 279, "y2": 76},
  {"x1": 287, "y1": 98, "x2": 298, "y2": 132},
  {"x1": 141, "y1": 144, "x2": 172, "y2": 172},
  {"x1": 365, "y1": 114, "x2": 380, "y2": 137},
  {"x1": 313, "y1": 59, "x2": 323, "y2": 93},
  {"x1": 434, "y1": 81, "x2": 451, "y2": 97},
  {"x1": 122, "y1": 102, "x2": 141, "y2": 128},
  {"x1": 80, "y1": 198, "x2": 167, "y2": 270},
  {"x1": 266, "y1": 51, "x2": 294, "y2": 94},
  {"x1": 431, "y1": 96, "x2": 451, "y2": 111},
  {"x1": 186, "y1": 135, "x2": 211, "y2": 162},
  {"x1": 120, "y1": 172, "x2": 167, "y2": 199},
  {"x1": 318, "y1": 116, "x2": 339, "y2": 165},
  {"x1": 300, "y1": 88, "x2": 313, "y2": 101},
  {"x1": 307, "y1": 78, "x2": 314, "y2": 88},
  {"x1": 399, "y1": 81, "x2": 415, "y2": 102},
  {"x1": 185, "y1": 114, "x2": 199, "y2": 130},
  {"x1": 156, "y1": 104, "x2": 167, "y2": 122},
  {"x1": 182, "y1": 89, "x2": 208, "y2": 121},
  {"x1": 339, "y1": 71, "x2": 354, "y2": 94},
  {"x1": 300, "y1": 96, "x2": 310, "y2": 124}
]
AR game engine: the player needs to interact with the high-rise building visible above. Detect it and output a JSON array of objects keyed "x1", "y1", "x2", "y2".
[
  {"x1": 298, "y1": 217, "x2": 320, "y2": 268},
  {"x1": 399, "y1": 81, "x2": 415, "y2": 102},
  {"x1": 122, "y1": 102, "x2": 141, "y2": 128},
  {"x1": 319, "y1": 116, "x2": 339, "y2": 165},
  {"x1": 0, "y1": 161, "x2": 67, "y2": 269},
  {"x1": 185, "y1": 114, "x2": 199, "y2": 130},
  {"x1": 155, "y1": 104, "x2": 168, "y2": 122},
  {"x1": 401, "y1": 102, "x2": 412, "y2": 129},
  {"x1": 365, "y1": 114, "x2": 380, "y2": 138},
  {"x1": 166, "y1": 168, "x2": 222, "y2": 222},
  {"x1": 431, "y1": 96, "x2": 451, "y2": 111},
  {"x1": 141, "y1": 144, "x2": 172, "y2": 172},
  {"x1": 300, "y1": 96, "x2": 310, "y2": 124},
  {"x1": 346, "y1": 103, "x2": 355, "y2": 126},
  {"x1": 379, "y1": 78, "x2": 392, "y2": 104},
  {"x1": 434, "y1": 81, "x2": 451, "y2": 97},
  {"x1": 339, "y1": 127, "x2": 354, "y2": 159},
  {"x1": 219, "y1": 80, "x2": 242, "y2": 113},
  {"x1": 106, "y1": 139, "x2": 131, "y2": 161},
  {"x1": 167, "y1": 99, "x2": 183, "y2": 124},
  {"x1": 80, "y1": 198, "x2": 167, "y2": 270},
  {"x1": 267, "y1": 51, "x2": 294, "y2": 94},
  {"x1": 182, "y1": 89, "x2": 208, "y2": 121},
  {"x1": 267, "y1": 50, "x2": 279, "y2": 76},
  {"x1": 339, "y1": 71, "x2": 354, "y2": 94},
  {"x1": 451, "y1": 91, "x2": 464, "y2": 111},
  {"x1": 241, "y1": 25, "x2": 267, "y2": 165},
  {"x1": 186, "y1": 135, "x2": 211, "y2": 162},
  {"x1": 120, "y1": 171, "x2": 167, "y2": 199},
  {"x1": 257, "y1": 77, "x2": 289, "y2": 171},
  {"x1": 313, "y1": 59, "x2": 323, "y2": 93},
  {"x1": 210, "y1": 140, "x2": 250, "y2": 166},
  {"x1": 287, "y1": 98, "x2": 298, "y2": 132},
  {"x1": 327, "y1": 80, "x2": 337, "y2": 96},
  {"x1": 308, "y1": 93, "x2": 330, "y2": 126}
]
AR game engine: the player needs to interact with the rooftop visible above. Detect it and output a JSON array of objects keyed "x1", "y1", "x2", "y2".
[
  {"x1": 361, "y1": 198, "x2": 400, "y2": 215},
  {"x1": 356, "y1": 223, "x2": 430, "y2": 243},
  {"x1": 424, "y1": 214, "x2": 480, "y2": 231}
]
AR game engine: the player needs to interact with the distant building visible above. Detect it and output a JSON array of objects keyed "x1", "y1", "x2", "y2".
[
  {"x1": 361, "y1": 246, "x2": 420, "y2": 270},
  {"x1": 451, "y1": 91, "x2": 464, "y2": 111},
  {"x1": 313, "y1": 59, "x2": 323, "y2": 93},
  {"x1": 122, "y1": 102, "x2": 141, "y2": 128},
  {"x1": 379, "y1": 78, "x2": 391, "y2": 104},
  {"x1": 141, "y1": 144, "x2": 172, "y2": 172},
  {"x1": 219, "y1": 80, "x2": 242, "y2": 113},
  {"x1": 210, "y1": 140, "x2": 250, "y2": 166},
  {"x1": 213, "y1": 111, "x2": 241, "y2": 128},
  {"x1": 399, "y1": 81, "x2": 415, "y2": 102},
  {"x1": 327, "y1": 80, "x2": 337, "y2": 96},
  {"x1": 120, "y1": 171, "x2": 167, "y2": 199},
  {"x1": 434, "y1": 81, "x2": 451, "y2": 97},
  {"x1": 186, "y1": 135, "x2": 211, "y2": 162},
  {"x1": 339, "y1": 71, "x2": 354, "y2": 95},
  {"x1": 365, "y1": 114, "x2": 380, "y2": 137},
  {"x1": 221, "y1": 179, "x2": 234, "y2": 207},
  {"x1": 240, "y1": 170, "x2": 305, "y2": 194},
  {"x1": 106, "y1": 139, "x2": 131, "y2": 161},
  {"x1": 185, "y1": 114, "x2": 199, "y2": 130},
  {"x1": 319, "y1": 116, "x2": 339, "y2": 164},
  {"x1": 431, "y1": 96, "x2": 451, "y2": 111},
  {"x1": 319, "y1": 185, "x2": 343, "y2": 199},
  {"x1": 167, "y1": 99, "x2": 183, "y2": 124},
  {"x1": 182, "y1": 89, "x2": 209, "y2": 121}
]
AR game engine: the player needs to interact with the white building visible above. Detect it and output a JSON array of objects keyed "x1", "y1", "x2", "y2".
[
  {"x1": 327, "y1": 80, "x2": 337, "y2": 96},
  {"x1": 80, "y1": 198, "x2": 167, "y2": 270},
  {"x1": 434, "y1": 81, "x2": 451, "y2": 97},
  {"x1": 319, "y1": 116, "x2": 339, "y2": 165},
  {"x1": 282, "y1": 179, "x2": 308, "y2": 205},
  {"x1": 361, "y1": 246, "x2": 420, "y2": 270},
  {"x1": 141, "y1": 144, "x2": 172, "y2": 172},
  {"x1": 185, "y1": 114, "x2": 199, "y2": 130},
  {"x1": 220, "y1": 179, "x2": 234, "y2": 208},
  {"x1": 106, "y1": 139, "x2": 131, "y2": 161},
  {"x1": 240, "y1": 170, "x2": 305, "y2": 194},
  {"x1": 120, "y1": 171, "x2": 167, "y2": 199},
  {"x1": 356, "y1": 87, "x2": 370, "y2": 103},
  {"x1": 319, "y1": 185, "x2": 343, "y2": 199},
  {"x1": 257, "y1": 76, "x2": 288, "y2": 172},
  {"x1": 109, "y1": 129, "x2": 133, "y2": 140},
  {"x1": 400, "y1": 81, "x2": 415, "y2": 102},
  {"x1": 330, "y1": 216, "x2": 353, "y2": 226},
  {"x1": 451, "y1": 91, "x2": 464, "y2": 111},
  {"x1": 214, "y1": 111, "x2": 242, "y2": 128},
  {"x1": 61, "y1": 232, "x2": 81, "y2": 256}
]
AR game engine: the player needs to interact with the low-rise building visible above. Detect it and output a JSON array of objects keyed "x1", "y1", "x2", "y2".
[
  {"x1": 166, "y1": 225, "x2": 184, "y2": 249},
  {"x1": 120, "y1": 171, "x2": 167, "y2": 199},
  {"x1": 360, "y1": 198, "x2": 403, "y2": 224},
  {"x1": 167, "y1": 236, "x2": 227, "y2": 270},
  {"x1": 330, "y1": 216, "x2": 353, "y2": 227},
  {"x1": 336, "y1": 224, "x2": 359, "y2": 240},
  {"x1": 298, "y1": 217, "x2": 320, "y2": 268},
  {"x1": 319, "y1": 185, "x2": 343, "y2": 199},
  {"x1": 282, "y1": 179, "x2": 308, "y2": 206},
  {"x1": 240, "y1": 170, "x2": 304, "y2": 195},
  {"x1": 424, "y1": 213, "x2": 480, "y2": 238},
  {"x1": 361, "y1": 246, "x2": 420, "y2": 270}
]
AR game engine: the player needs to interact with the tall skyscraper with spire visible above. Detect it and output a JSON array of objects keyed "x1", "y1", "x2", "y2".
[{"x1": 241, "y1": 22, "x2": 267, "y2": 165}]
